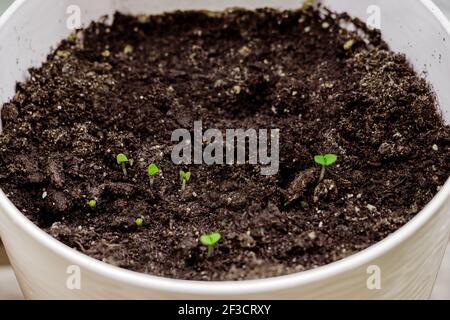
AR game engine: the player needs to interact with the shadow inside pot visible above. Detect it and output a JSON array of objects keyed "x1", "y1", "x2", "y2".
[{"x1": 0, "y1": 241, "x2": 10, "y2": 265}]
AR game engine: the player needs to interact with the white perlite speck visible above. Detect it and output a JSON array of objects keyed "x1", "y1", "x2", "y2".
[{"x1": 308, "y1": 231, "x2": 317, "y2": 240}]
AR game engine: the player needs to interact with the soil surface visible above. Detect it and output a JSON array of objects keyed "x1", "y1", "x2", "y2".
[{"x1": 1, "y1": 7, "x2": 449, "y2": 281}]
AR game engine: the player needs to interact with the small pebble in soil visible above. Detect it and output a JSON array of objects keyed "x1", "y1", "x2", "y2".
[{"x1": 308, "y1": 231, "x2": 317, "y2": 240}]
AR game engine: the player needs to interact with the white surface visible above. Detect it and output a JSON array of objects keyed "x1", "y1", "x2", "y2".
[
  {"x1": 431, "y1": 244, "x2": 450, "y2": 299},
  {"x1": 426, "y1": 0, "x2": 450, "y2": 300},
  {"x1": 0, "y1": 0, "x2": 449, "y2": 299},
  {"x1": 0, "y1": 267, "x2": 21, "y2": 300}
]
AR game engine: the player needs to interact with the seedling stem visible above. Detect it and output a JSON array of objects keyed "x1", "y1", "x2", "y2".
[{"x1": 319, "y1": 165, "x2": 326, "y2": 182}]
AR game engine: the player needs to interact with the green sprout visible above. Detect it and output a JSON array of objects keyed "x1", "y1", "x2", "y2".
[
  {"x1": 180, "y1": 170, "x2": 191, "y2": 191},
  {"x1": 314, "y1": 154, "x2": 337, "y2": 182},
  {"x1": 116, "y1": 153, "x2": 129, "y2": 176},
  {"x1": 87, "y1": 199, "x2": 97, "y2": 209},
  {"x1": 147, "y1": 164, "x2": 160, "y2": 187},
  {"x1": 135, "y1": 217, "x2": 144, "y2": 227},
  {"x1": 200, "y1": 232, "x2": 221, "y2": 257}
]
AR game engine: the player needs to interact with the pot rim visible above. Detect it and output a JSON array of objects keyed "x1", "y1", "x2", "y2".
[{"x1": 0, "y1": 0, "x2": 449, "y2": 296}]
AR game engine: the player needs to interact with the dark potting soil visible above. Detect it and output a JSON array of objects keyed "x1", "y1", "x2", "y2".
[{"x1": 1, "y1": 7, "x2": 449, "y2": 281}]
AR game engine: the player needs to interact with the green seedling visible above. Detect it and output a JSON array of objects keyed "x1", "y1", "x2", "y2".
[
  {"x1": 87, "y1": 199, "x2": 97, "y2": 209},
  {"x1": 200, "y1": 232, "x2": 221, "y2": 257},
  {"x1": 314, "y1": 154, "x2": 337, "y2": 182},
  {"x1": 180, "y1": 170, "x2": 191, "y2": 191},
  {"x1": 116, "y1": 153, "x2": 129, "y2": 176},
  {"x1": 135, "y1": 217, "x2": 144, "y2": 227},
  {"x1": 147, "y1": 164, "x2": 160, "y2": 187}
]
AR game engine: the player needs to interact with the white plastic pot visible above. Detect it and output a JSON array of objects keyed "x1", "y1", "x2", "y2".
[{"x1": 0, "y1": 0, "x2": 450, "y2": 299}]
